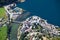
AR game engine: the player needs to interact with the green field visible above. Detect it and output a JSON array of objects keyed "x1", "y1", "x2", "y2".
[
  {"x1": 51, "y1": 37, "x2": 60, "y2": 40},
  {"x1": 0, "y1": 7, "x2": 7, "y2": 19},
  {"x1": 0, "y1": 25, "x2": 8, "y2": 40}
]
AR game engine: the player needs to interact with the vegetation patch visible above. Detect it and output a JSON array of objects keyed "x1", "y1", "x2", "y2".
[
  {"x1": 0, "y1": 25, "x2": 8, "y2": 40},
  {"x1": 0, "y1": 7, "x2": 7, "y2": 19},
  {"x1": 51, "y1": 37, "x2": 60, "y2": 40}
]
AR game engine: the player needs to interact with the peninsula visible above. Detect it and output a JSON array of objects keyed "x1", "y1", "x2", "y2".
[{"x1": 0, "y1": 0, "x2": 60, "y2": 40}]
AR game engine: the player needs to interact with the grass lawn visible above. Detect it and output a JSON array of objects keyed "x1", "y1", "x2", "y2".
[
  {"x1": 0, "y1": 7, "x2": 7, "y2": 19},
  {"x1": 52, "y1": 37, "x2": 60, "y2": 40},
  {"x1": 33, "y1": 25, "x2": 42, "y2": 31},
  {"x1": 57, "y1": 28, "x2": 60, "y2": 31},
  {"x1": 0, "y1": 25, "x2": 8, "y2": 40}
]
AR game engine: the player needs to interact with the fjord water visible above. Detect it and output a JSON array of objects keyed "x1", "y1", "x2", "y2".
[{"x1": 17, "y1": 0, "x2": 60, "y2": 26}]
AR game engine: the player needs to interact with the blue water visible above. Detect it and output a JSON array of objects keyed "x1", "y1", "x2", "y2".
[{"x1": 17, "y1": 0, "x2": 60, "y2": 26}]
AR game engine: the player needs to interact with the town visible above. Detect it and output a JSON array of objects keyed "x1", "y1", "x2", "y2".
[{"x1": 0, "y1": 0, "x2": 60, "y2": 40}]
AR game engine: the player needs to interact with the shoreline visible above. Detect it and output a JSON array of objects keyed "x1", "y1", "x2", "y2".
[{"x1": 20, "y1": 16, "x2": 60, "y2": 35}]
